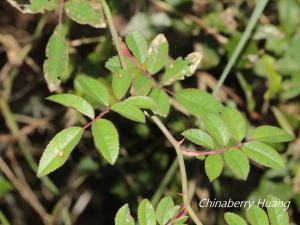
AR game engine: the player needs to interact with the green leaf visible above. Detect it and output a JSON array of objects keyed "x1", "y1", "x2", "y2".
[
  {"x1": 37, "y1": 127, "x2": 83, "y2": 177},
  {"x1": 111, "y1": 102, "x2": 145, "y2": 123},
  {"x1": 224, "y1": 149, "x2": 250, "y2": 180},
  {"x1": 124, "y1": 96, "x2": 157, "y2": 109},
  {"x1": 242, "y1": 142, "x2": 285, "y2": 169},
  {"x1": 224, "y1": 212, "x2": 247, "y2": 225},
  {"x1": 115, "y1": 204, "x2": 135, "y2": 225},
  {"x1": 252, "y1": 125, "x2": 294, "y2": 143},
  {"x1": 29, "y1": 0, "x2": 50, "y2": 12},
  {"x1": 105, "y1": 56, "x2": 136, "y2": 73},
  {"x1": 126, "y1": 31, "x2": 148, "y2": 63},
  {"x1": 205, "y1": 154, "x2": 223, "y2": 182},
  {"x1": 160, "y1": 58, "x2": 189, "y2": 86},
  {"x1": 147, "y1": 34, "x2": 169, "y2": 75},
  {"x1": 0, "y1": 176, "x2": 12, "y2": 197},
  {"x1": 138, "y1": 199, "x2": 156, "y2": 225},
  {"x1": 47, "y1": 94, "x2": 95, "y2": 119},
  {"x1": 76, "y1": 75, "x2": 109, "y2": 106},
  {"x1": 175, "y1": 89, "x2": 223, "y2": 117},
  {"x1": 278, "y1": 0, "x2": 300, "y2": 35},
  {"x1": 221, "y1": 107, "x2": 246, "y2": 142},
  {"x1": 44, "y1": 24, "x2": 69, "y2": 92},
  {"x1": 267, "y1": 195, "x2": 289, "y2": 225},
  {"x1": 156, "y1": 197, "x2": 179, "y2": 225},
  {"x1": 203, "y1": 114, "x2": 230, "y2": 146},
  {"x1": 149, "y1": 88, "x2": 170, "y2": 117},
  {"x1": 133, "y1": 73, "x2": 153, "y2": 96},
  {"x1": 7, "y1": 0, "x2": 58, "y2": 13},
  {"x1": 181, "y1": 129, "x2": 214, "y2": 149},
  {"x1": 112, "y1": 70, "x2": 132, "y2": 99},
  {"x1": 92, "y1": 119, "x2": 119, "y2": 164},
  {"x1": 246, "y1": 205, "x2": 269, "y2": 225},
  {"x1": 254, "y1": 55, "x2": 282, "y2": 100},
  {"x1": 64, "y1": 0, "x2": 106, "y2": 28}
]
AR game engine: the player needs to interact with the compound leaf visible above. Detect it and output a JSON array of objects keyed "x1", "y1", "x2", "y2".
[
  {"x1": 92, "y1": 119, "x2": 119, "y2": 164},
  {"x1": 37, "y1": 127, "x2": 83, "y2": 177}
]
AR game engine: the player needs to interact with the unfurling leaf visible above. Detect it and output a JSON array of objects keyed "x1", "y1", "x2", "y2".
[
  {"x1": 76, "y1": 75, "x2": 109, "y2": 106},
  {"x1": 224, "y1": 149, "x2": 250, "y2": 180},
  {"x1": 224, "y1": 212, "x2": 247, "y2": 225},
  {"x1": 242, "y1": 142, "x2": 285, "y2": 169},
  {"x1": 111, "y1": 102, "x2": 145, "y2": 123},
  {"x1": 149, "y1": 88, "x2": 170, "y2": 117},
  {"x1": 203, "y1": 114, "x2": 230, "y2": 146},
  {"x1": 147, "y1": 34, "x2": 169, "y2": 75},
  {"x1": 181, "y1": 129, "x2": 215, "y2": 149},
  {"x1": 126, "y1": 31, "x2": 148, "y2": 63},
  {"x1": 221, "y1": 107, "x2": 246, "y2": 143},
  {"x1": 44, "y1": 24, "x2": 69, "y2": 92},
  {"x1": 92, "y1": 119, "x2": 119, "y2": 164},
  {"x1": 47, "y1": 94, "x2": 95, "y2": 119},
  {"x1": 138, "y1": 199, "x2": 156, "y2": 225},
  {"x1": 115, "y1": 204, "x2": 135, "y2": 225},
  {"x1": 37, "y1": 127, "x2": 83, "y2": 177},
  {"x1": 64, "y1": 0, "x2": 106, "y2": 28},
  {"x1": 205, "y1": 154, "x2": 224, "y2": 181},
  {"x1": 175, "y1": 89, "x2": 223, "y2": 117},
  {"x1": 252, "y1": 125, "x2": 294, "y2": 143}
]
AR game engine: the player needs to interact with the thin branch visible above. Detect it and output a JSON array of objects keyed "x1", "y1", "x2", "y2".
[
  {"x1": 99, "y1": 1, "x2": 203, "y2": 224},
  {"x1": 83, "y1": 107, "x2": 110, "y2": 130}
]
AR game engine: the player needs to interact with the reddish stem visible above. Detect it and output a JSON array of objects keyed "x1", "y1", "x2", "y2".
[
  {"x1": 181, "y1": 142, "x2": 244, "y2": 157},
  {"x1": 83, "y1": 107, "x2": 110, "y2": 130}
]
